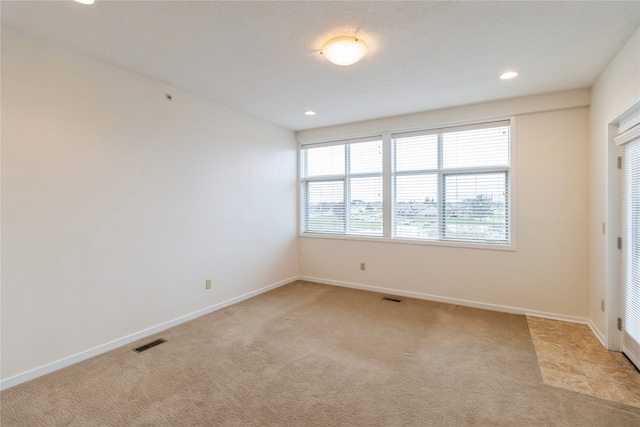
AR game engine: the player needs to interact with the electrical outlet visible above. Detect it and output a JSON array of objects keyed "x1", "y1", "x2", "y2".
[
  {"x1": 360, "y1": 262, "x2": 366, "y2": 271},
  {"x1": 205, "y1": 279, "x2": 212, "y2": 290},
  {"x1": 601, "y1": 299, "x2": 605, "y2": 312},
  {"x1": 602, "y1": 222, "x2": 606, "y2": 235}
]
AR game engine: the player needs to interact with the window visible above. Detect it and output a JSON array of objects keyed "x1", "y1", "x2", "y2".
[
  {"x1": 392, "y1": 122, "x2": 510, "y2": 243},
  {"x1": 299, "y1": 119, "x2": 513, "y2": 248},
  {"x1": 300, "y1": 138, "x2": 383, "y2": 236}
]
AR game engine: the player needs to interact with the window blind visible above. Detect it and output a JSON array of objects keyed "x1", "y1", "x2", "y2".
[
  {"x1": 392, "y1": 123, "x2": 510, "y2": 243},
  {"x1": 298, "y1": 119, "x2": 513, "y2": 247},
  {"x1": 301, "y1": 139, "x2": 383, "y2": 236}
]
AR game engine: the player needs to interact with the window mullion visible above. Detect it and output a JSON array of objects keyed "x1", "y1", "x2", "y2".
[
  {"x1": 437, "y1": 133, "x2": 444, "y2": 239},
  {"x1": 301, "y1": 148, "x2": 308, "y2": 177},
  {"x1": 300, "y1": 150, "x2": 306, "y2": 233},
  {"x1": 303, "y1": 180, "x2": 309, "y2": 233},
  {"x1": 383, "y1": 132, "x2": 392, "y2": 239},
  {"x1": 504, "y1": 172, "x2": 510, "y2": 241},
  {"x1": 344, "y1": 144, "x2": 350, "y2": 234}
]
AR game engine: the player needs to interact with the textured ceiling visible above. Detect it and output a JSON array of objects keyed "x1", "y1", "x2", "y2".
[{"x1": 2, "y1": 1, "x2": 639, "y2": 131}]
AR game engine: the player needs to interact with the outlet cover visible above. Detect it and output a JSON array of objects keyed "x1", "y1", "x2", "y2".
[{"x1": 206, "y1": 279, "x2": 212, "y2": 290}]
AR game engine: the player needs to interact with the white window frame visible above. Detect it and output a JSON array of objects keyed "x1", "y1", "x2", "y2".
[
  {"x1": 299, "y1": 137, "x2": 384, "y2": 237},
  {"x1": 298, "y1": 118, "x2": 516, "y2": 251},
  {"x1": 391, "y1": 120, "x2": 511, "y2": 245}
]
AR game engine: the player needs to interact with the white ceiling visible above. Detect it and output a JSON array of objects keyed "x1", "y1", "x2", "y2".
[{"x1": 2, "y1": 1, "x2": 639, "y2": 131}]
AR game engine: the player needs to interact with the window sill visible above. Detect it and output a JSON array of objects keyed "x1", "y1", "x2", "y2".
[{"x1": 298, "y1": 232, "x2": 516, "y2": 251}]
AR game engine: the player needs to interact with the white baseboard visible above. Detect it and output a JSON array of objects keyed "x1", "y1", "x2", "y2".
[
  {"x1": 588, "y1": 320, "x2": 608, "y2": 348},
  {"x1": 299, "y1": 275, "x2": 592, "y2": 326},
  {"x1": 0, "y1": 276, "x2": 298, "y2": 391}
]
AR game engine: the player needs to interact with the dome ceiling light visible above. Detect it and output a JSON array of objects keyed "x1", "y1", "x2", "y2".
[{"x1": 320, "y1": 36, "x2": 368, "y2": 66}]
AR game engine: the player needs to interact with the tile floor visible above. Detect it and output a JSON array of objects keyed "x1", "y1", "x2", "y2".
[{"x1": 527, "y1": 316, "x2": 640, "y2": 407}]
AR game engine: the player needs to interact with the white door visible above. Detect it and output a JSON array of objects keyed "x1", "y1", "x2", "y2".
[{"x1": 619, "y1": 122, "x2": 640, "y2": 369}]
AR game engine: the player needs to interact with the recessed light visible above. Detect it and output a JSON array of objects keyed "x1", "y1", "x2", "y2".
[
  {"x1": 500, "y1": 71, "x2": 519, "y2": 80},
  {"x1": 75, "y1": 0, "x2": 95, "y2": 4},
  {"x1": 304, "y1": 111, "x2": 316, "y2": 116}
]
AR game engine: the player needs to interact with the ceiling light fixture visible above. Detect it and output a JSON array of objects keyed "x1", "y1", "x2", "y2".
[
  {"x1": 75, "y1": 0, "x2": 95, "y2": 4},
  {"x1": 320, "y1": 36, "x2": 368, "y2": 66},
  {"x1": 304, "y1": 111, "x2": 316, "y2": 116},
  {"x1": 500, "y1": 71, "x2": 519, "y2": 80}
]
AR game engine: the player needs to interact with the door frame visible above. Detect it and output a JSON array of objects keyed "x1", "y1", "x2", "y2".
[{"x1": 607, "y1": 101, "x2": 640, "y2": 351}]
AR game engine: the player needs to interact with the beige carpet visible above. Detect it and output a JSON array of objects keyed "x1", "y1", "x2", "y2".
[{"x1": 2, "y1": 281, "x2": 640, "y2": 426}]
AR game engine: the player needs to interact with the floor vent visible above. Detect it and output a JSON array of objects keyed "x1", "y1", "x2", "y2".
[
  {"x1": 382, "y1": 297, "x2": 402, "y2": 303},
  {"x1": 133, "y1": 339, "x2": 166, "y2": 353}
]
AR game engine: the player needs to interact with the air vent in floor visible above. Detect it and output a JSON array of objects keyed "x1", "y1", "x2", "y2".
[
  {"x1": 382, "y1": 297, "x2": 402, "y2": 303},
  {"x1": 133, "y1": 338, "x2": 166, "y2": 353}
]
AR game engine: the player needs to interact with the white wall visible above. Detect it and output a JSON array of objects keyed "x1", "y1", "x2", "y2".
[
  {"x1": 0, "y1": 28, "x2": 298, "y2": 383},
  {"x1": 589, "y1": 27, "x2": 640, "y2": 345},
  {"x1": 297, "y1": 92, "x2": 590, "y2": 320}
]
